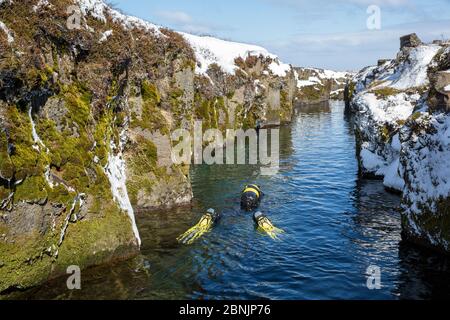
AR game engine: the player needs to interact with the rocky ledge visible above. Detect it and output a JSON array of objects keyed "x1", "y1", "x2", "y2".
[
  {"x1": 294, "y1": 67, "x2": 352, "y2": 105},
  {"x1": 347, "y1": 33, "x2": 450, "y2": 254}
]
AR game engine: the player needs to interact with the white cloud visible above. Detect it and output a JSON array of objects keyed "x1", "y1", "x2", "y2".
[
  {"x1": 155, "y1": 10, "x2": 234, "y2": 35},
  {"x1": 156, "y1": 10, "x2": 192, "y2": 24},
  {"x1": 263, "y1": 19, "x2": 450, "y2": 70}
]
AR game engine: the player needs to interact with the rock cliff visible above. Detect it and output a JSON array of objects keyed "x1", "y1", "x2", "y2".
[
  {"x1": 347, "y1": 34, "x2": 450, "y2": 253},
  {"x1": 0, "y1": 0, "x2": 300, "y2": 292}
]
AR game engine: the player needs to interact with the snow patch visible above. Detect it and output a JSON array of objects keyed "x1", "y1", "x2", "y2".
[
  {"x1": 268, "y1": 60, "x2": 291, "y2": 77},
  {"x1": 180, "y1": 32, "x2": 290, "y2": 76},
  {"x1": 0, "y1": 20, "x2": 14, "y2": 43},
  {"x1": 360, "y1": 148, "x2": 385, "y2": 173},
  {"x1": 99, "y1": 29, "x2": 113, "y2": 43},
  {"x1": 379, "y1": 45, "x2": 440, "y2": 90},
  {"x1": 382, "y1": 158, "x2": 404, "y2": 191},
  {"x1": 104, "y1": 128, "x2": 141, "y2": 246},
  {"x1": 404, "y1": 113, "x2": 450, "y2": 215},
  {"x1": 76, "y1": 0, "x2": 161, "y2": 34},
  {"x1": 33, "y1": 0, "x2": 50, "y2": 12},
  {"x1": 356, "y1": 92, "x2": 416, "y2": 123}
]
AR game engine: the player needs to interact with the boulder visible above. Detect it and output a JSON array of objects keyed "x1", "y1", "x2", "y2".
[{"x1": 400, "y1": 33, "x2": 422, "y2": 50}]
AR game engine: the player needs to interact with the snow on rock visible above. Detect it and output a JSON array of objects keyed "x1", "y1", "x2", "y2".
[
  {"x1": 0, "y1": 20, "x2": 14, "y2": 43},
  {"x1": 377, "y1": 45, "x2": 441, "y2": 90},
  {"x1": 99, "y1": 29, "x2": 113, "y2": 43},
  {"x1": 353, "y1": 91, "x2": 417, "y2": 189},
  {"x1": 295, "y1": 67, "x2": 352, "y2": 89},
  {"x1": 360, "y1": 148, "x2": 385, "y2": 173},
  {"x1": 75, "y1": 0, "x2": 161, "y2": 34},
  {"x1": 76, "y1": 0, "x2": 107, "y2": 22},
  {"x1": 294, "y1": 67, "x2": 352, "y2": 102},
  {"x1": 268, "y1": 59, "x2": 291, "y2": 77},
  {"x1": 355, "y1": 92, "x2": 417, "y2": 123},
  {"x1": 74, "y1": 1, "x2": 290, "y2": 77},
  {"x1": 350, "y1": 43, "x2": 442, "y2": 191},
  {"x1": 401, "y1": 111, "x2": 450, "y2": 250},
  {"x1": 104, "y1": 128, "x2": 141, "y2": 246},
  {"x1": 33, "y1": 0, "x2": 50, "y2": 12},
  {"x1": 180, "y1": 32, "x2": 291, "y2": 76},
  {"x1": 382, "y1": 158, "x2": 405, "y2": 191}
]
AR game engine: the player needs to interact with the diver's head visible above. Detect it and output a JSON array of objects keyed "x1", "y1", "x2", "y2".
[
  {"x1": 206, "y1": 208, "x2": 220, "y2": 222},
  {"x1": 241, "y1": 184, "x2": 262, "y2": 211},
  {"x1": 253, "y1": 211, "x2": 264, "y2": 222}
]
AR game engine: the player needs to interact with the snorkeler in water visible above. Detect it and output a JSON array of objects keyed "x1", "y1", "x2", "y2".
[
  {"x1": 177, "y1": 208, "x2": 221, "y2": 244},
  {"x1": 240, "y1": 184, "x2": 263, "y2": 211},
  {"x1": 253, "y1": 211, "x2": 284, "y2": 240}
]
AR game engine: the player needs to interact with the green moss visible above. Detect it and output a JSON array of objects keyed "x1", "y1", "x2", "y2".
[
  {"x1": 380, "y1": 124, "x2": 391, "y2": 142},
  {"x1": 54, "y1": 202, "x2": 137, "y2": 276},
  {"x1": 93, "y1": 112, "x2": 114, "y2": 167},
  {"x1": 347, "y1": 81, "x2": 356, "y2": 101},
  {"x1": 180, "y1": 59, "x2": 196, "y2": 71},
  {"x1": 47, "y1": 184, "x2": 74, "y2": 205},
  {"x1": 126, "y1": 138, "x2": 160, "y2": 205},
  {"x1": 298, "y1": 85, "x2": 326, "y2": 101},
  {"x1": 0, "y1": 185, "x2": 10, "y2": 201},
  {"x1": 234, "y1": 103, "x2": 257, "y2": 130},
  {"x1": 280, "y1": 90, "x2": 292, "y2": 122},
  {"x1": 23, "y1": 64, "x2": 56, "y2": 88},
  {"x1": 7, "y1": 107, "x2": 48, "y2": 181},
  {"x1": 371, "y1": 87, "x2": 402, "y2": 98},
  {"x1": 0, "y1": 231, "x2": 55, "y2": 293},
  {"x1": 131, "y1": 81, "x2": 169, "y2": 135},
  {"x1": 216, "y1": 96, "x2": 229, "y2": 130},
  {"x1": 14, "y1": 175, "x2": 48, "y2": 204},
  {"x1": 0, "y1": 131, "x2": 14, "y2": 181},
  {"x1": 411, "y1": 111, "x2": 422, "y2": 121},
  {"x1": 396, "y1": 119, "x2": 406, "y2": 127},
  {"x1": 141, "y1": 80, "x2": 161, "y2": 104},
  {"x1": 61, "y1": 83, "x2": 92, "y2": 127}
]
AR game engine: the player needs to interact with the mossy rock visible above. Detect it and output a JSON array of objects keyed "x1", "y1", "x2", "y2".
[
  {"x1": 14, "y1": 175, "x2": 48, "y2": 204},
  {"x1": 371, "y1": 87, "x2": 402, "y2": 98}
]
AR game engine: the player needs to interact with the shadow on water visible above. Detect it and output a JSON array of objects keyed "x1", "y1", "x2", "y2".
[{"x1": 9, "y1": 101, "x2": 450, "y2": 300}]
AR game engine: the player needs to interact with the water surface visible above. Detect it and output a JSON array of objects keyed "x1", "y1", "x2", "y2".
[{"x1": 18, "y1": 101, "x2": 450, "y2": 300}]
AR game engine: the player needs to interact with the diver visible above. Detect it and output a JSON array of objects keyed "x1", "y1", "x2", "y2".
[
  {"x1": 253, "y1": 211, "x2": 284, "y2": 240},
  {"x1": 240, "y1": 184, "x2": 263, "y2": 211},
  {"x1": 177, "y1": 208, "x2": 220, "y2": 244},
  {"x1": 178, "y1": 185, "x2": 284, "y2": 244}
]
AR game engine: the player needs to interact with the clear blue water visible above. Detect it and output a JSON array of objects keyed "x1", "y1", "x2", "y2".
[{"x1": 18, "y1": 101, "x2": 450, "y2": 300}]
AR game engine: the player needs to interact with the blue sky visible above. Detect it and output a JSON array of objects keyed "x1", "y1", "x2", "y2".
[{"x1": 110, "y1": 0, "x2": 450, "y2": 71}]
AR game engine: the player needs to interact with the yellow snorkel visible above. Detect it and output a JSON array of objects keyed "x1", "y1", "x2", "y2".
[
  {"x1": 177, "y1": 209, "x2": 220, "y2": 245},
  {"x1": 253, "y1": 212, "x2": 284, "y2": 240}
]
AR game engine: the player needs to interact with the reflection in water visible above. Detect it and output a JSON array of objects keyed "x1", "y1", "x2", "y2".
[
  {"x1": 397, "y1": 243, "x2": 450, "y2": 300},
  {"x1": 12, "y1": 101, "x2": 450, "y2": 300}
]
